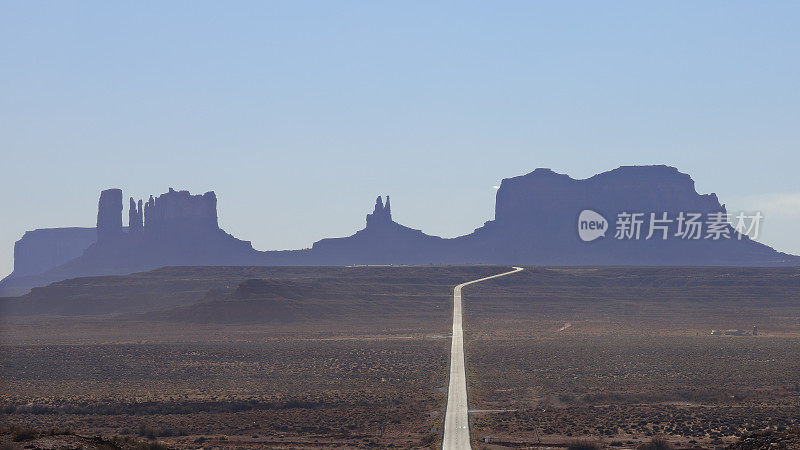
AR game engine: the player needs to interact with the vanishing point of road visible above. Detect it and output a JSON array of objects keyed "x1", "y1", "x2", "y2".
[{"x1": 442, "y1": 267, "x2": 524, "y2": 450}]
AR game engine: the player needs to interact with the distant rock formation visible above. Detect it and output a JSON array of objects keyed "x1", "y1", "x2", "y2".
[
  {"x1": 461, "y1": 165, "x2": 794, "y2": 265},
  {"x1": 142, "y1": 188, "x2": 218, "y2": 233},
  {"x1": 366, "y1": 196, "x2": 392, "y2": 227},
  {"x1": 128, "y1": 198, "x2": 143, "y2": 233},
  {"x1": 1, "y1": 165, "x2": 798, "y2": 295},
  {"x1": 310, "y1": 195, "x2": 447, "y2": 265},
  {"x1": 10, "y1": 228, "x2": 97, "y2": 279},
  {"x1": 77, "y1": 188, "x2": 257, "y2": 271},
  {"x1": 96, "y1": 189, "x2": 123, "y2": 242},
  {"x1": 0, "y1": 188, "x2": 262, "y2": 294}
]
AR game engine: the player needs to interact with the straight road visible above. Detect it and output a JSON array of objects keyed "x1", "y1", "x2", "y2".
[{"x1": 442, "y1": 266, "x2": 524, "y2": 450}]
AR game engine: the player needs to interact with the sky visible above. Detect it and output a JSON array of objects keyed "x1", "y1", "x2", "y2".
[{"x1": 1, "y1": 1, "x2": 799, "y2": 278}]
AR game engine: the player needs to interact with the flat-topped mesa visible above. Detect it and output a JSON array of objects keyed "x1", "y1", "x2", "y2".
[
  {"x1": 96, "y1": 189, "x2": 123, "y2": 242},
  {"x1": 11, "y1": 227, "x2": 97, "y2": 279},
  {"x1": 143, "y1": 188, "x2": 219, "y2": 233},
  {"x1": 366, "y1": 195, "x2": 392, "y2": 228},
  {"x1": 493, "y1": 165, "x2": 723, "y2": 227}
]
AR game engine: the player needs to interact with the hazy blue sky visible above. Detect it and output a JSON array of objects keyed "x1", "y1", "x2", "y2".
[{"x1": 2, "y1": 1, "x2": 799, "y2": 277}]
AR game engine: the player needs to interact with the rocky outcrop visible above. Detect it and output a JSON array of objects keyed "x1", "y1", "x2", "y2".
[
  {"x1": 142, "y1": 188, "x2": 218, "y2": 233},
  {"x1": 10, "y1": 228, "x2": 97, "y2": 279},
  {"x1": 493, "y1": 166, "x2": 721, "y2": 227},
  {"x1": 96, "y1": 189, "x2": 123, "y2": 242},
  {"x1": 462, "y1": 165, "x2": 794, "y2": 265},
  {"x1": 74, "y1": 187, "x2": 255, "y2": 271},
  {"x1": 311, "y1": 195, "x2": 447, "y2": 264},
  {"x1": 2, "y1": 166, "x2": 798, "y2": 296},
  {"x1": 128, "y1": 198, "x2": 143, "y2": 233},
  {"x1": 366, "y1": 196, "x2": 392, "y2": 227},
  {"x1": 0, "y1": 188, "x2": 261, "y2": 294}
]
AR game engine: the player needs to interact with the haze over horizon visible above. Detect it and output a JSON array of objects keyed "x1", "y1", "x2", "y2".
[{"x1": 2, "y1": 2, "x2": 800, "y2": 278}]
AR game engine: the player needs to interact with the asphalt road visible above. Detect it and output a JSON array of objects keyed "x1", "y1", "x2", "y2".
[{"x1": 442, "y1": 266, "x2": 524, "y2": 450}]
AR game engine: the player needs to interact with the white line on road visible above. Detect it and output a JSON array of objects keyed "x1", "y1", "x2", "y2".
[{"x1": 442, "y1": 266, "x2": 524, "y2": 450}]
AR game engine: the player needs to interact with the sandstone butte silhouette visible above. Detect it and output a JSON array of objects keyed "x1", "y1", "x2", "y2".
[{"x1": 1, "y1": 165, "x2": 798, "y2": 295}]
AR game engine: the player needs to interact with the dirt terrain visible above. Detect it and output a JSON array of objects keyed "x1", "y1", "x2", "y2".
[
  {"x1": 1, "y1": 266, "x2": 501, "y2": 449},
  {"x1": 2, "y1": 266, "x2": 800, "y2": 449},
  {"x1": 463, "y1": 267, "x2": 800, "y2": 448}
]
